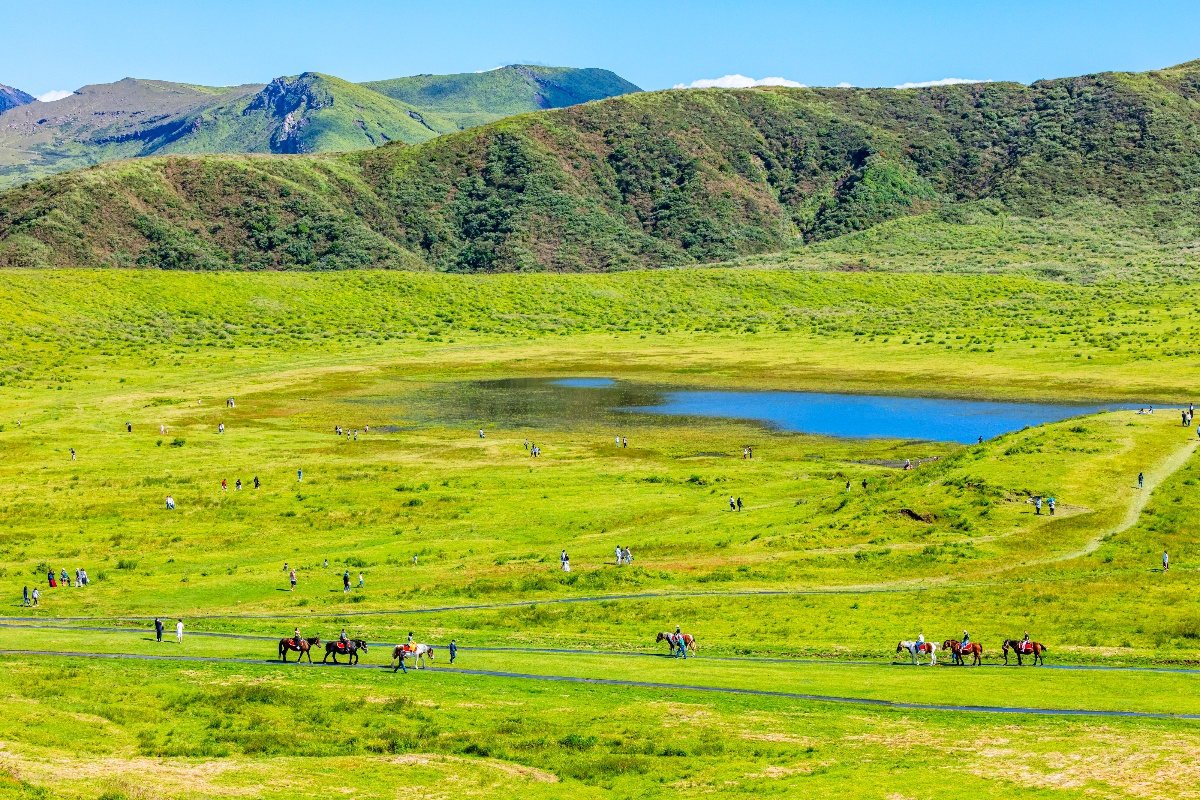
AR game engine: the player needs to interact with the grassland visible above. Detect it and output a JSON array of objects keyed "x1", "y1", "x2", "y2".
[{"x1": 2, "y1": 268, "x2": 1200, "y2": 797}]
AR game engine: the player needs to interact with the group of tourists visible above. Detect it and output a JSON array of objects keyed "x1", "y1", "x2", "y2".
[
  {"x1": 1182, "y1": 404, "x2": 1194, "y2": 427},
  {"x1": 153, "y1": 617, "x2": 185, "y2": 643},
  {"x1": 615, "y1": 436, "x2": 628, "y2": 448},
  {"x1": 614, "y1": 545, "x2": 634, "y2": 565},
  {"x1": 1033, "y1": 495, "x2": 1056, "y2": 515},
  {"x1": 218, "y1": 476, "x2": 258, "y2": 492},
  {"x1": 728, "y1": 495, "x2": 744, "y2": 511},
  {"x1": 22, "y1": 567, "x2": 89, "y2": 605},
  {"x1": 526, "y1": 440, "x2": 543, "y2": 457},
  {"x1": 335, "y1": 425, "x2": 365, "y2": 441},
  {"x1": 742, "y1": 446, "x2": 753, "y2": 459}
]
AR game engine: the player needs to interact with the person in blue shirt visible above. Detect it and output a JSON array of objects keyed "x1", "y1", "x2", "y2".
[{"x1": 449, "y1": 639, "x2": 457, "y2": 664}]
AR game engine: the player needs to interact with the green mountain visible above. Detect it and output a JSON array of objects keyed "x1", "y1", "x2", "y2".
[
  {"x1": 0, "y1": 83, "x2": 34, "y2": 113},
  {"x1": 363, "y1": 65, "x2": 642, "y2": 129},
  {"x1": 0, "y1": 66, "x2": 639, "y2": 189},
  {"x1": 5, "y1": 59, "x2": 1200, "y2": 273}
]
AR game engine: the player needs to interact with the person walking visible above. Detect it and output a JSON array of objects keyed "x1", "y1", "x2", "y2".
[
  {"x1": 221, "y1": 479, "x2": 227, "y2": 491},
  {"x1": 1035, "y1": 496, "x2": 1042, "y2": 515},
  {"x1": 729, "y1": 496, "x2": 736, "y2": 512},
  {"x1": 343, "y1": 570, "x2": 350, "y2": 593},
  {"x1": 560, "y1": 550, "x2": 570, "y2": 572},
  {"x1": 736, "y1": 497, "x2": 743, "y2": 512},
  {"x1": 622, "y1": 437, "x2": 627, "y2": 448},
  {"x1": 155, "y1": 617, "x2": 164, "y2": 642},
  {"x1": 31, "y1": 588, "x2": 39, "y2": 607},
  {"x1": 70, "y1": 448, "x2": 76, "y2": 461},
  {"x1": 166, "y1": 496, "x2": 175, "y2": 510},
  {"x1": 218, "y1": 423, "x2": 224, "y2": 434},
  {"x1": 289, "y1": 569, "x2": 297, "y2": 591},
  {"x1": 1163, "y1": 550, "x2": 1170, "y2": 572},
  {"x1": 297, "y1": 468, "x2": 303, "y2": 482},
  {"x1": 235, "y1": 478, "x2": 242, "y2": 491},
  {"x1": 624, "y1": 546, "x2": 632, "y2": 565},
  {"x1": 175, "y1": 619, "x2": 184, "y2": 644},
  {"x1": 1138, "y1": 472, "x2": 1144, "y2": 490},
  {"x1": 253, "y1": 476, "x2": 260, "y2": 489},
  {"x1": 615, "y1": 545, "x2": 622, "y2": 565},
  {"x1": 358, "y1": 572, "x2": 364, "y2": 588},
  {"x1": 479, "y1": 428, "x2": 485, "y2": 439},
  {"x1": 22, "y1": 586, "x2": 29, "y2": 607},
  {"x1": 449, "y1": 639, "x2": 457, "y2": 664},
  {"x1": 126, "y1": 422, "x2": 132, "y2": 433}
]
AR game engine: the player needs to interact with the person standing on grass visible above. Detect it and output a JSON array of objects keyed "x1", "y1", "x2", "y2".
[
  {"x1": 561, "y1": 550, "x2": 570, "y2": 572},
  {"x1": 624, "y1": 546, "x2": 633, "y2": 565},
  {"x1": 729, "y1": 496, "x2": 736, "y2": 511},
  {"x1": 622, "y1": 437, "x2": 627, "y2": 448},
  {"x1": 736, "y1": 497, "x2": 743, "y2": 512},
  {"x1": 81, "y1": 569, "x2": 88, "y2": 586},
  {"x1": 343, "y1": 570, "x2": 350, "y2": 593},
  {"x1": 47, "y1": 569, "x2": 55, "y2": 588},
  {"x1": 31, "y1": 588, "x2": 39, "y2": 607},
  {"x1": 22, "y1": 586, "x2": 28, "y2": 607},
  {"x1": 1048, "y1": 497, "x2": 1056, "y2": 515},
  {"x1": 449, "y1": 639, "x2": 457, "y2": 664},
  {"x1": 358, "y1": 572, "x2": 364, "y2": 588},
  {"x1": 1138, "y1": 472, "x2": 1144, "y2": 490},
  {"x1": 236, "y1": 478, "x2": 242, "y2": 491},
  {"x1": 60, "y1": 568, "x2": 68, "y2": 587},
  {"x1": 253, "y1": 476, "x2": 260, "y2": 489},
  {"x1": 615, "y1": 545, "x2": 622, "y2": 565},
  {"x1": 155, "y1": 617, "x2": 163, "y2": 642},
  {"x1": 290, "y1": 569, "x2": 297, "y2": 591},
  {"x1": 1035, "y1": 497, "x2": 1042, "y2": 515},
  {"x1": 176, "y1": 619, "x2": 184, "y2": 644},
  {"x1": 298, "y1": 469, "x2": 303, "y2": 482},
  {"x1": 70, "y1": 448, "x2": 75, "y2": 461},
  {"x1": 479, "y1": 428, "x2": 485, "y2": 439},
  {"x1": 221, "y1": 479, "x2": 227, "y2": 491},
  {"x1": 1163, "y1": 550, "x2": 1170, "y2": 572}
]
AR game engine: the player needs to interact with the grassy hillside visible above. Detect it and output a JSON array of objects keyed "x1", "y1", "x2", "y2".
[
  {"x1": 363, "y1": 64, "x2": 641, "y2": 129},
  {"x1": 0, "y1": 67, "x2": 640, "y2": 190},
  {"x1": 5, "y1": 59, "x2": 1200, "y2": 272}
]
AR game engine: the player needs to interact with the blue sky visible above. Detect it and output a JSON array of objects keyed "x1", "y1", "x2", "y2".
[{"x1": 4, "y1": 0, "x2": 1200, "y2": 98}]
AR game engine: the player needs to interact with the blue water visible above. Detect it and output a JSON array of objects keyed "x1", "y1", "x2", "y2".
[
  {"x1": 621, "y1": 390, "x2": 1137, "y2": 444},
  {"x1": 551, "y1": 378, "x2": 616, "y2": 388}
]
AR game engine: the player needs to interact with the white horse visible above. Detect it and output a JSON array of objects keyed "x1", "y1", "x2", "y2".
[
  {"x1": 391, "y1": 643, "x2": 435, "y2": 671},
  {"x1": 896, "y1": 640, "x2": 937, "y2": 666}
]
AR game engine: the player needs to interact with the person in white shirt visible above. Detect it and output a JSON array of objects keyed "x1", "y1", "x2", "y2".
[{"x1": 176, "y1": 619, "x2": 184, "y2": 643}]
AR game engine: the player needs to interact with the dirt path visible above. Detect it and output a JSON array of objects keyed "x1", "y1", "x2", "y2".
[{"x1": 1, "y1": 648, "x2": 1196, "y2": 720}]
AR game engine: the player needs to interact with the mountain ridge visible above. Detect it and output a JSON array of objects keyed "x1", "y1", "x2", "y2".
[
  {"x1": 0, "y1": 66, "x2": 640, "y2": 188},
  {"x1": 3, "y1": 59, "x2": 1200, "y2": 273},
  {"x1": 0, "y1": 83, "x2": 35, "y2": 113}
]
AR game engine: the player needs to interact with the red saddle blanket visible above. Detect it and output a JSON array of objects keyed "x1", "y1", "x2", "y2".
[
  {"x1": 1016, "y1": 643, "x2": 1032, "y2": 653},
  {"x1": 288, "y1": 639, "x2": 296, "y2": 647},
  {"x1": 336, "y1": 642, "x2": 348, "y2": 651}
]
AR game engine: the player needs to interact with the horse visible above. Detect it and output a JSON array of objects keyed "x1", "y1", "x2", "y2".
[
  {"x1": 942, "y1": 639, "x2": 983, "y2": 666},
  {"x1": 656, "y1": 632, "x2": 697, "y2": 657},
  {"x1": 896, "y1": 640, "x2": 937, "y2": 665},
  {"x1": 1002, "y1": 639, "x2": 1047, "y2": 666},
  {"x1": 278, "y1": 636, "x2": 320, "y2": 663},
  {"x1": 391, "y1": 643, "x2": 435, "y2": 672},
  {"x1": 323, "y1": 638, "x2": 368, "y2": 665}
]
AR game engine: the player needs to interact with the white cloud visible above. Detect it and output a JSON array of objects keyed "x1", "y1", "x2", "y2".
[
  {"x1": 835, "y1": 82, "x2": 855, "y2": 88},
  {"x1": 673, "y1": 74, "x2": 805, "y2": 89},
  {"x1": 36, "y1": 90, "x2": 73, "y2": 102},
  {"x1": 893, "y1": 78, "x2": 991, "y2": 90}
]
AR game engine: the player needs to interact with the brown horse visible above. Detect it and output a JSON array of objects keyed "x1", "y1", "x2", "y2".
[
  {"x1": 1002, "y1": 639, "x2": 1047, "y2": 666},
  {"x1": 656, "y1": 632, "x2": 697, "y2": 657},
  {"x1": 942, "y1": 639, "x2": 983, "y2": 666},
  {"x1": 278, "y1": 636, "x2": 320, "y2": 663}
]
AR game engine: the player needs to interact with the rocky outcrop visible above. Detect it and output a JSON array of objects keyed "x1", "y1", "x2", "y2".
[{"x1": 0, "y1": 83, "x2": 35, "y2": 114}]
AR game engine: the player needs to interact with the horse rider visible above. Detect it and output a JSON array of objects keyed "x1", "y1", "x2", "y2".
[
  {"x1": 339, "y1": 628, "x2": 349, "y2": 649},
  {"x1": 960, "y1": 630, "x2": 970, "y2": 649},
  {"x1": 406, "y1": 631, "x2": 414, "y2": 650},
  {"x1": 916, "y1": 632, "x2": 925, "y2": 655},
  {"x1": 1021, "y1": 630, "x2": 1030, "y2": 652},
  {"x1": 293, "y1": 627, "x2": 301, "y2": 648}
]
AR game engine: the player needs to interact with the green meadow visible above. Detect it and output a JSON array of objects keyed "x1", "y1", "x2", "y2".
[{"x1": 2, "y1": 268, "x2": 1200, "y2": 798}]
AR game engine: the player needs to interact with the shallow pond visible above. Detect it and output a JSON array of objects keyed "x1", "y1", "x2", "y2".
[{"x1": 410, "y1": 378, "x2": 1136, "y2": 443}]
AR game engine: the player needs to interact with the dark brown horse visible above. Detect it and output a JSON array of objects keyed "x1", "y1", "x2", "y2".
[
  {"x1": 942, "y1": 639, "x2": 983, "y2": 666},
  {"x1": 278, "y1": 636, "x2": 320, "y2": 663},
  {"x1": 323, "y1": 639, "x2": 368, "y2": 665},
  {"x1": 1002, "y1": 639, "x2": 1047, "y2": 666}
]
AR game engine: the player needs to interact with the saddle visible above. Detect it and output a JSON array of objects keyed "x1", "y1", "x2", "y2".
[
  {"x1": 1017, "y1": 642, "x2": 1033, "y2": 654},
  {"x1": 336, "y1": 641, "x2": 349, "y2": 651},
  {"x1": 288, "y1": 639, "x2": 296, "y2": 647}
]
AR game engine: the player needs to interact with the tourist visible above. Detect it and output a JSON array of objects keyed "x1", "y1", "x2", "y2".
[
  {"x1": 1138, "y1": 472, "x2": 1144, "y2": 490},
  {"x1": 235, "y1": 478, "x2": 242, "y2": 491},
  {"x1": 70, "y1": 448, "x2": 75, "y2": 461},
  {"x1": 1035, "y1": 496, "x2": 1042, "y2": 515},
  {"x1": 60, "y1": 568, "x2": 69, "y2": 587},
  {"x1": 624, "y1": 546, "x2": 632, "y2": 564},
  {"x1": 166, "y1": 496, "x2": 175, "y2": 510},
  {"x1": 561, "y1": 550, "x2": 570, "y2": 572},
  {"x1": 729, "y1": 496, "x2": 736, "y2": 511},
  {"x1": 221, "y1": 479, "x2": 227, "y2": 491},
  {"x1": 615, "y1": 436, "x2": 620, "y2": 447},
  {"x1": 479, "y1": 428, "x2": 485, "y2": 438},
  {"x1": 155, "y1": 617, "x2": 164, "y2": 642},
  {"x1": 736, "y1": 497, "x2": 743, "y2": 511},
  {"x1": 1163, "y1": 550, "x2": 1170, "y2": 572},
  {"x1": 343, "y1": 570, "x2": 350, "y2": 592},
  {"x1": 253, "y1": 476, "x2": 260, "y2": 489},
  {"x1": 22, "y1": 586, "x2": 28, "y2": 607},
  {"x1": 31, "y1": 588, "x2": 39, "y2": 607},
  {"x1": 218, "y1": 422, "x2": 224, "y2": 434},
  {"x1": 323, "y1": 558, "x2": 328, "y2": 567},
  {"x1": 80, "y1": 569, "x2": 88, "y2": 586},
  {"x1": 298, "y1": 468, "x2": 303, "y2": 482},
  {"x1": 615, "y1": 545, "x2": 622, "y2": 565},
  {"x1": 622, "y1": 437, "x2": 627, "y2": 448},
  {"x1": 846, "y1": 481, "x2": 851, "y2": 493},
  {"x1": 290, "y1": 569, "x2": 297, "y2": 591},
  {"x1": 1048, "y1": 496, "x2": 1056, "y2": 515},
  {"x1": 358, "y1": 572, "x2": 364, "y2": 588},
  {"x1": 126, "y1": 422, "x2": 131, "y2": 433},
  {"x1": 449, "y1": 639, "x2": 457, "y2": 664},
  {"x1": 176, "y1": 619, "x2": 184, "y2": 643}
]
